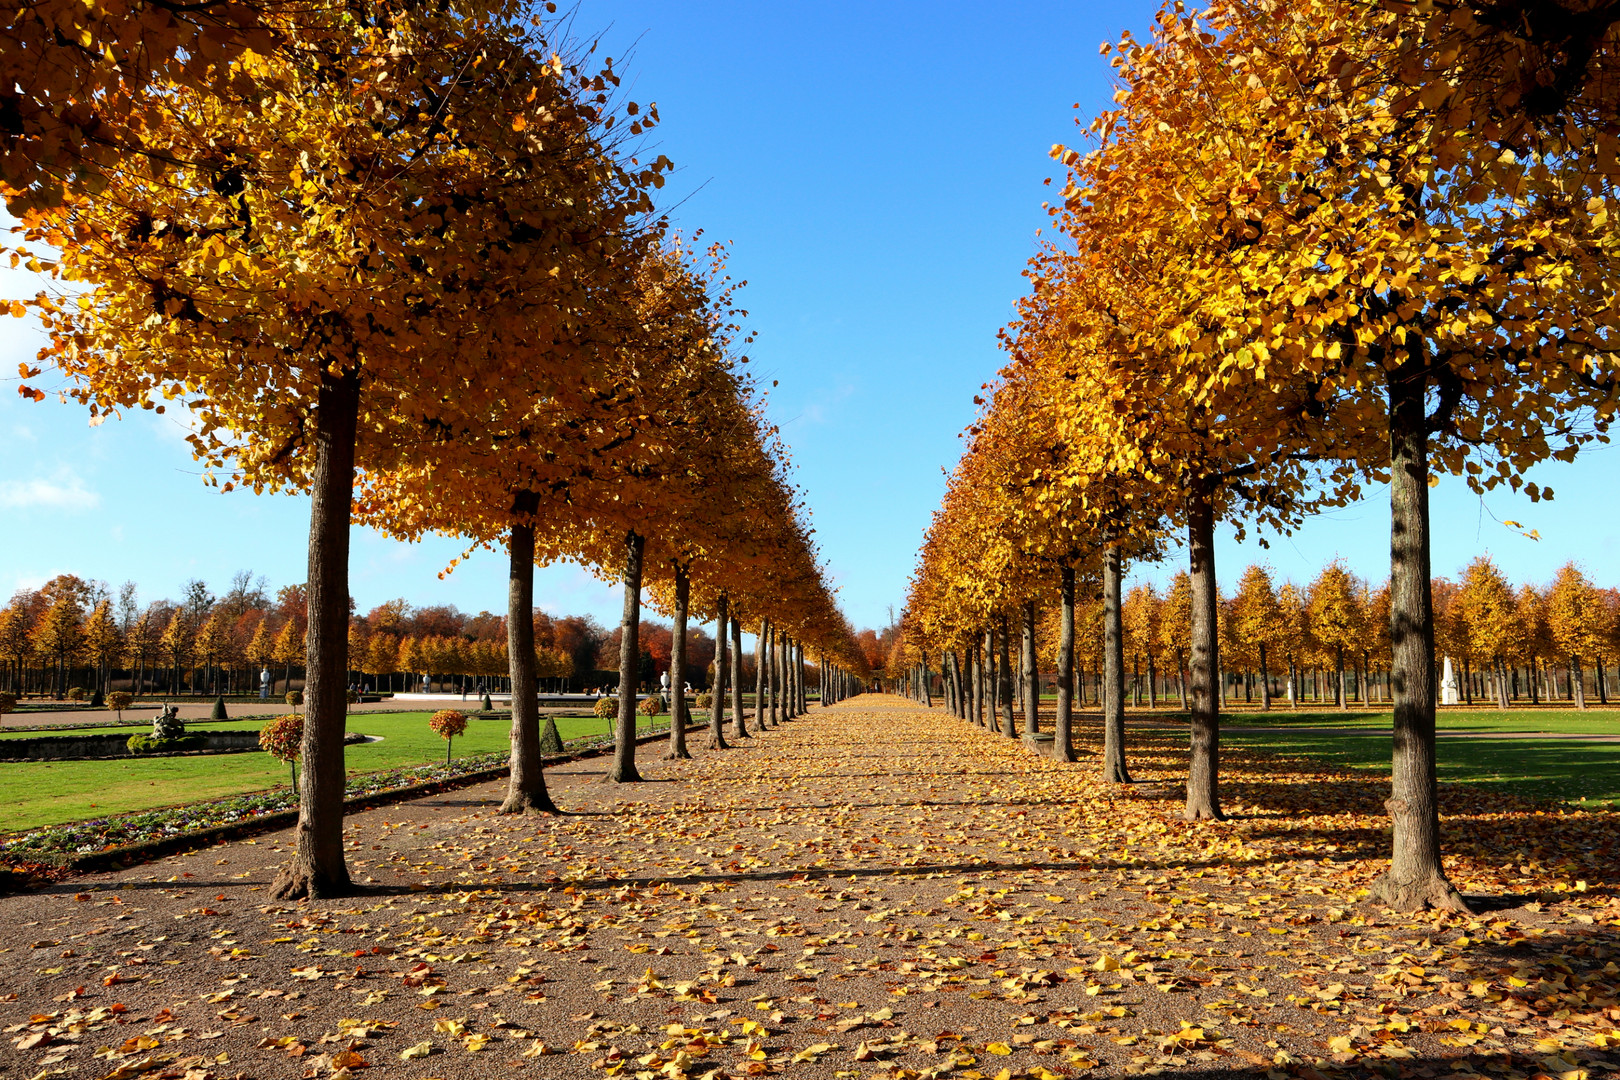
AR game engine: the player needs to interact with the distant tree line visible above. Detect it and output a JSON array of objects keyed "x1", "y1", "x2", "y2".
[{"x1": 0, "y1": 570, "x2": 736, "y2": 700}]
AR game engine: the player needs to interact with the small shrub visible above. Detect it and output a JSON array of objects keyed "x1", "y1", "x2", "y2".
[
  {"x1": 538, "y1": 715, "x2": 564, "y2": 754},
  {"x1": 593, "y1": 696, "x2": 616, "y2": 719},
  {"x1": 210, "y1": 695, "x2": 228, "y2": 720},
  {"x1": 347, "y1": 688, "x2": 361, "y2": 705},
  {"x1": 66, "y1": 686, "x2": 87, "y2": 701},
  {"x1": 0, "y1": 692, "x2": 16, "y2": 725},
  {"x1": 285, "y1": 689, "x2": 303, "y2": 711},
  {"x1": 90, "y1": 688, "x2": 104, "y2": 707},
  {"x1": 481, "y1": 691, "x2": 493, "y2": 712},
  {"x1": 127, "y1": 733, "x2": 205, "y2": 754},
  {"x1": 106, "y1": 691, "x2": 134, "y2": 721},
  {"x1": 259, "y1": 714, "x2": 304, "y2": 795},
  {"x1": 638, "y1": 694, "x2": 664, "y2": 717},
  {"x1": 695, "y1": 691, "x2": 713, "y2": 711}
]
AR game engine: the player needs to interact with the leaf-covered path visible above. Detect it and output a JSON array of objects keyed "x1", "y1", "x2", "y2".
[{"x1": 3, "y1": 697, "x2": 1618, "y2": 1080}]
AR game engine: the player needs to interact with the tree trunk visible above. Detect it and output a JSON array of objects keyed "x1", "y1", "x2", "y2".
[
  {"x1": 997, "y1": 614, "x2": 1015, "y2": 737},
  {"x1": 1175, "y1": 648, "x2": 1188, "y2": 710},
  {"x1": 1370, "y1": 360, "x2": 1470, "y2": 913},
  {"x1": 1055, "y1": 566, "x2": 1076, "y2": 762},
  {"x1": 753, "y1": 621, "x2": 768, "y2": 729},
  {"x1": 921, "y1": 648, "x2": 933, "y2": 708},
  {"x1": 1337, "y1": 644, "x2": 1349, "y2": 711},
  {"x1": 1146, "y1": 655, "x2": 1157, "y2": 711},
  {"x1": 1102, "y1": 542, "x2": 1131, "y2": 783},
  {"x1": 608, "y1": 530, "x2": 645, "y2": 783},
  {"x1": 978, "y1": 628, "x2": 991, "y2": 731},
  {"x1": 1021, "y1": 601, "x2": 1037, "y2": 734},
  {"x1": 729, "y1": 615, "x2": 746, "y2": 738},
  {"x1": 666, "y1": 566, "x2": 691, "y2": 759},
  {"x1": 708, "y1": 595, "x2": 730, "y2": 749},
  {"x1": 1184, "y1": 474, "x2": 1223, "y2": 820},
  {"x1": 272, "y1": 366, "x2": 360, "y2": 900},
  {"x1": 1259, "y1": 643, "x2": 1271, "y2": 710},
  {"x1": 499, "y1": 494, "x2": 559, "y2": 814},
  {"x1": 1573, "y1": 655, "x2": 1588, "y2": 710},
  {"x1": 971, "y1": 641, "x2": 984, "y2": 726},
  {"x1": 767, "y1": 622, "x2": 780, "y2": 726}
]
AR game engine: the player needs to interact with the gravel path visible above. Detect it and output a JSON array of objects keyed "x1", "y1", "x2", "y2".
[{"x1": 1, "y1": 698, "x2": 1615, "y2": 1080}]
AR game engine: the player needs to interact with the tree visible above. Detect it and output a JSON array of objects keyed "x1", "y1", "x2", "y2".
[
  {"x1": 82, "y1": 600, "x2": 121, "y2": 698},
  {"x1": 33, "y1": 592, "x2": 85, "y2": 699},
  {"x1": 1456, "y1": 557, "x2": 1519, "y2": 708},
  {"x1": 1308, "y1": 563, "x2": 1364, "y2": 712},
  {"x1": 1547, "y1": 563, "x2": 1615, "y2": 710},
  {"x1": 15, "y1": 0, "x2": 676, "y2": 900},
  {"x1": 1231, "y1": 566, "x2": 1281, "y2": 710}
]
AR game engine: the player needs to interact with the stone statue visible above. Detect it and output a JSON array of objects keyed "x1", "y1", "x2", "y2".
[
  {"x1": 153, "y1": 704, "x2": 184, "y2": 740},
  {"x1": 1441, "y1": 656, "x2": 1460, "y2": 706},
  {"x1": 259, "y1": 667, "x2": 271, "y2": 700}
]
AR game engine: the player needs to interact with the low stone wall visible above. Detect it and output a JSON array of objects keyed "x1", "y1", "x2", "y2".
[{"x1": 0, "y1": 731, "x2": 262, "y2": 761}]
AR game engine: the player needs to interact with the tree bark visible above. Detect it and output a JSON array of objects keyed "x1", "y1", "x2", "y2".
[
  {"x1": 1021, "y1": 601, "x2": 1037, "y2": 733},
  {"x1": 730, "y1": 615, "x2": 746, "y2": 738},
  {"x1": 707, "y1": 595, "x2": 730, "y2": 749},
  {"x1": 1185, "y1": 474, "x2": 1223, "y2": 821},
  {"x1": 666, "y1": 566, "x2": 692, "y2": 759},
  {"x1": 1337, "y1": 644, "x2": 1349, "y2": 711},
  {"x1": 970, "y1": 641, "x2": 984, "y2": 726},
  {"x1": 608, "y1": 530, "x2": 645, "y2": 783},
  {"x1": 1573, "y1": 655, "x2": 1588, "y2": 710},
  {"x1": 922, "y1": 648, "x2": 933, "y2": 708},
  {"x1": 499, "y1": 492, "x2": 559, "y2": 814},
  {"x1": 1370, "y1": 360, "x2": 1470, "y2": 913},
  {"x1": 754, "y1": 621, "x2": 768, "y2": 728},
  {"x1": 997, "y1": 615, "x2": 1016, "y2": 737},
  {"x1": 1258, "y1": 643, "x2": 1272, "y2": 711},
  {"x1": 1102, "y1": 541, "x2": 1131, "y2": 783},
  {"x1": 767, "y1": 622, "x2": 780, "y2": 726},
  {"x1": 1146, "y1": 655, "x2": 1157, "y2": 711},
  {"x1": 1055, "y1": 565, "x2": 1076, "y2": 762},
  {"x1": 272, "y1": 366, "x2": 360, "y2": 900}
]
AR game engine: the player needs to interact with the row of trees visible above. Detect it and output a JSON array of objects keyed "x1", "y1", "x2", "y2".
[
  {"x1": 0, "y1": 572, "x2": 741, "y2": 699},
  {"x1": 6, "y1": 0, "x2": 868, "y2": 898},
  {"x1": 899, "y1": 0, "x2": 1620, "y2": 912},
  {"x1": 892, "y1": 555, "x2": 1620, "y2": 712}
]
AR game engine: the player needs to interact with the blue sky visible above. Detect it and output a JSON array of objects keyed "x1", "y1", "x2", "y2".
[{"x1": 4, "y1": 0, "x2": 1618, "y2": 636}]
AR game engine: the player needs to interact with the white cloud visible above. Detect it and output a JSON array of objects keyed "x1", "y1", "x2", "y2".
[{"x1": 0, "y1": 468, "x2": 101, "y2": 511}]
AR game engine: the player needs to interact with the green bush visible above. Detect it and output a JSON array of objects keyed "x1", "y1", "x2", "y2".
[
  {"x1": 211, "y1": 695, "x2": 228, "y2": 720},
  {"x1": 538, "y1": 715, "x2": 564, "y2": 754},
  {"x1": 481, "y1": 691, "x2": 493, "y2": 712},
  {"x1": 66, "y1": 687, "x2": 87, "y2": 701},
  {"x1": 638, "y1": 694, "x2": 664, "y2": 717},
  {"x1": 127, "y1": 734, "x2": 205, "y2": 754},
  {"x1": 285, "y1": 689, "x2": 303, "y2": 710},
  {"x1": 593, "y1": 696, "x2": 616, "y2": 718},
  {"x1": 695, "y1": 691, "x2": 713, "y2": 711}
]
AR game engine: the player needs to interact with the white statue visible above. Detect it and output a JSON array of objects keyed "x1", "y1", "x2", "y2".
[
  {"x1": 1441, "y1": 656, "x2": 1460, "y2": 706},
  {"x1": 259, "y1": 667, "x2": 271, "y2": 700},
  {"x1": 659, "y1": 671, "x2": 670, "y2": 692}
]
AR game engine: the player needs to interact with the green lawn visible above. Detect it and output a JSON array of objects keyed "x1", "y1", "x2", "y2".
[
  {"x1": 0, "y1": 711, "x2": 661, "y2": 833},
  {"x1": 1210, "y1": 724, "x2": 1620, "y2": 809},
  {"x1": 1208, "y1": 707, "x2": 1620, "y2": 735}
]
